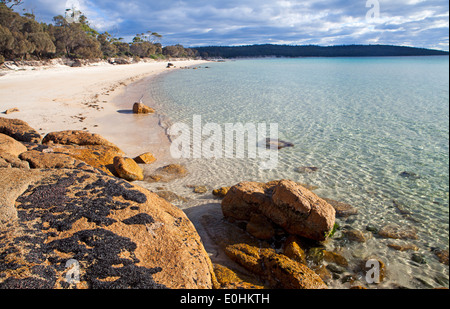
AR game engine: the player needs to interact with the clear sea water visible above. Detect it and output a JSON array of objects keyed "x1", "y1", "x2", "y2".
[{"x1": 145, "y1": 57, "x2": 449, "y2": 289}]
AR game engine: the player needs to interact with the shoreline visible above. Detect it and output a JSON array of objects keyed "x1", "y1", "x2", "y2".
[{"x1": 0, "y1": 59, "x2": 209, "y2": 159}]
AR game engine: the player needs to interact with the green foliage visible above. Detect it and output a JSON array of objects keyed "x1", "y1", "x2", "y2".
[{"x1": 0, "y1": 3, "x2": 199, "y2": 62}]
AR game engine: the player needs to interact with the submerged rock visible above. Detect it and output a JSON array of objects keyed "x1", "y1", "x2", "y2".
[
  {"x1": 146, "y1": 164, "x2": 188, "y2": 183},
  {"x1": 399, "y1": 171, "x2": 421, "y2": 179},
  {"x1": 212, "y1": 187, "x2": 230, "y2": 198},
  {"x1": 264, "y1": 138, "x2": 294, "y2": 150},
  {"x1": 0, "y1": 168, "x2": 214, "y2": 289},
  {"x1": 295, "y1": 166, "x2": 319, "y2": 173},
  {"x1": 193, "y1": 186, "x2": 208, "y2": 194},
  {"x1": 322, "y1": 198, "x2": 358, "y2": 218},
  {"x1": 378, "y1": 223, "x2": 419, "y2": 240}
]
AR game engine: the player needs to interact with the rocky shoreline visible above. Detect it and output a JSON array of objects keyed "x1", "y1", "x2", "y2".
[{"x1": 1, "y1": 115, "x2": 448, "y2": 289}]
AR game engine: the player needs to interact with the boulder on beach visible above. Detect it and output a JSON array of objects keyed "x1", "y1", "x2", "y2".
[
  {"x1": 4, "y1": 108, "x2": 20, "y2": 115},
  {"x1": 19, "y1": 150, "x2": 87, "y2": 169},
  {"x1": 0, "y1": 117, "x2": 42, "y2": 144},
  {"x1": 0, "y1": 152, "x2": 30, "y2": 169},
  {"x1": 0, "y1": 133, "x2": 28, "y2": 157},
  {"x1": 42, "y1": 130, "x2": 118, "y2": 148},
  {"x1": 222, "y1": 180, "x2": 336, "y2": 242},
  {"x1": 113, "y1": 156, "x2": 144, "y2": 182},
  {"x1": 133, "y1": 152, "x2": 156, "y2": 164},
  {"x1": 46, "y1": 144, "x2": 125, "y2": 176},
  {"x1": 133, "y1": 102, "x2": 155, "y2": 114},
  {"x1": 0, "y1": 168, "x2": 215, "y2": 289}
]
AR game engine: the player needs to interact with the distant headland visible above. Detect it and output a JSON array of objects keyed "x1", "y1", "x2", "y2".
[{"x1": 194, "y1": 44, "x2": 449, "y2": 59}]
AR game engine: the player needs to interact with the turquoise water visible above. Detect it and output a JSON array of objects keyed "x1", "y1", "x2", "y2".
[{"x1": 146, "y1": 57, "x2": 449, "y2": 288}]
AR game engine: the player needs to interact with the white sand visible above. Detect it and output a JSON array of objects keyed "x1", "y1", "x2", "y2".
[{"x1": 0, "y1": 60, "x2": 208, "y2": 158}]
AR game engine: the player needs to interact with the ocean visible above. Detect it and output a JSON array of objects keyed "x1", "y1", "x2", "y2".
[{"x1": 144, "y1": 56, "x2": 449, "y2": 288}]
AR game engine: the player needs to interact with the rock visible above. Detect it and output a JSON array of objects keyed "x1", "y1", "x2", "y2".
[
  {"x1": 213, "y1": 264, "x2": 265, "y2": 289},
  {"x1": 42, "y1": 130, "x2": 118, "y2": 148},
  {"x1": 71, "y1": 59, "x2": 82, "y2": 67},
  {"x1": 0, "y1": 133, "x2": 27, "y2": 156},
  {"x1": 47, "y1": 144, "x2": 125, "y2": 177},
  {"x1": 295, "y1": 166, "x2": 319, "y2": 173},
  {"x1": 343, "y1": 229, "x2": 367, "y2": 243},
  {"x1": 246, "y1": 213, "x2": 275, "y2": 240},
  {"x1": 432, "y1": 248, "x2": 449, "y2": 265},
  {"x1": 19, "y1": 150, "x2": 87, "y2": 169},
  {"x1": 223, "y1": 243, "x2": 327, "y2": 289},
  {"x1": 200, "y1": 213, "x2": 326, "y2": 289},
  {"x1": 133, "y1": 153, "x2": 156, "y2": 164},
  {"x1": 0, "y1": 117, "x2": 42, "y2": 143},
  {"x1": 283, "y1": 236, "x2": 307, "y2": 265},
  {"x1": 0, "y1": 152, "x2": 29, "y2": 169},
  {"x1": 378, "y1": 223, "x2": 419, "y2": 240},
  {"x1": 193, "y1": 186, "x2": 208, "y2": 194},
  {"x1": 399, "y1": 171, "x2": 421, "y2": 179},
  {"x1": 4, "y1": 108, "x2": 20, "y2": 115},
  {"x1": 112, "y1": 58, "x2": 130, "y2": 65},
  {"x1": 222, "y1": 180, "x2": 336, "y2": 242},
  {"x1": 411, "y1": 253, "x2": 427, "y2": 265},
  {"x1": 133, "y1": 102, "x2": 155, "y2": 114},
  {"x1": 323, "y1": 251, "x2": 349, "y2": 267},
  {"x1": 212, "y1": 187, "x2": 230, "y2": 198},
  {"x1": 387, "y1": 242, "x2": 419, "y2": 252},
  {"x1": 365, "y1": 225, "x2": 379, "y2": 233},
  {"x1": 222, "y1": 181, "x2": 271, "y2": 221},
  {"x1": 270, "y1": 180, "x2": 336, "y2": 241},
  {"x1": 146, "y1": 164, "x2": 188, "y2": 183},
  {"x1": 113, "y1": 156, "x2": 144, "y2": 182},
  {"x1": 264, "y1": 138, "x2": 294, "y2": 150},
  {"x1": 155, "y1": 191, "x2": 189, "y2": 205},
  {"x1": 0, "y1": 168, "x2": 214, "y2": 289},
  {"x1": 322, "y1": 198, "x2": 358, "y2": 218},
  {"x1": 326, "y1": 263, "x2": 346, "y2": 274}
]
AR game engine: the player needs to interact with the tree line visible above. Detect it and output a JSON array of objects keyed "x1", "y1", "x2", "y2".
[
  {"x1": 0, "y1": 2, "x2": 199, "y2": 65},
  {"x1": 195, "y1": 44, "x2": 449, "y2": 59}
]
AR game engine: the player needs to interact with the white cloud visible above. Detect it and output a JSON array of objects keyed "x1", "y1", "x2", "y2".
[{"x1": 18, "y1": 0, "x2": 449, "y2": 50}]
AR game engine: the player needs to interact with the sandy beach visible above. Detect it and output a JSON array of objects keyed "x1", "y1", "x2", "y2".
[{"x1": 0, "y1": 59, "x2": 208, "y2": 159}]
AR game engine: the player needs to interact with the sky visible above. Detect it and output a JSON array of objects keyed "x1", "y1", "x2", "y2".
[{"x1": 18, "y1": 0, "x2": 449, "y2": 51}]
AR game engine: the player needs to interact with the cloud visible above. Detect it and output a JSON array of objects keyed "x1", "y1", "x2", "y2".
[{"x1": 20, "y1": 0, "x2": 449, "y2": 50}]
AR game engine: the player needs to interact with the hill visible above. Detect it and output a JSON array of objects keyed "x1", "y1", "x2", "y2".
[{"x1": 194, "y1": 44, "x2": 449, "y2": 59}]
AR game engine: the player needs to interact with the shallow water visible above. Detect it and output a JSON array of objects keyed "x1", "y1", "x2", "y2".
[{"x1": 143, "y1": 57, "x2": 449, "y2": 289}]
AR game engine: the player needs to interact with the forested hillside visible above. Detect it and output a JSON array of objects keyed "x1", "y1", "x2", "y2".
[
  {"x1": 0, "y1": 2, "x2": 198, "y2": 64},
  {"x1": 195, "y1": 44, "x2": 449, "y2": 59}
]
